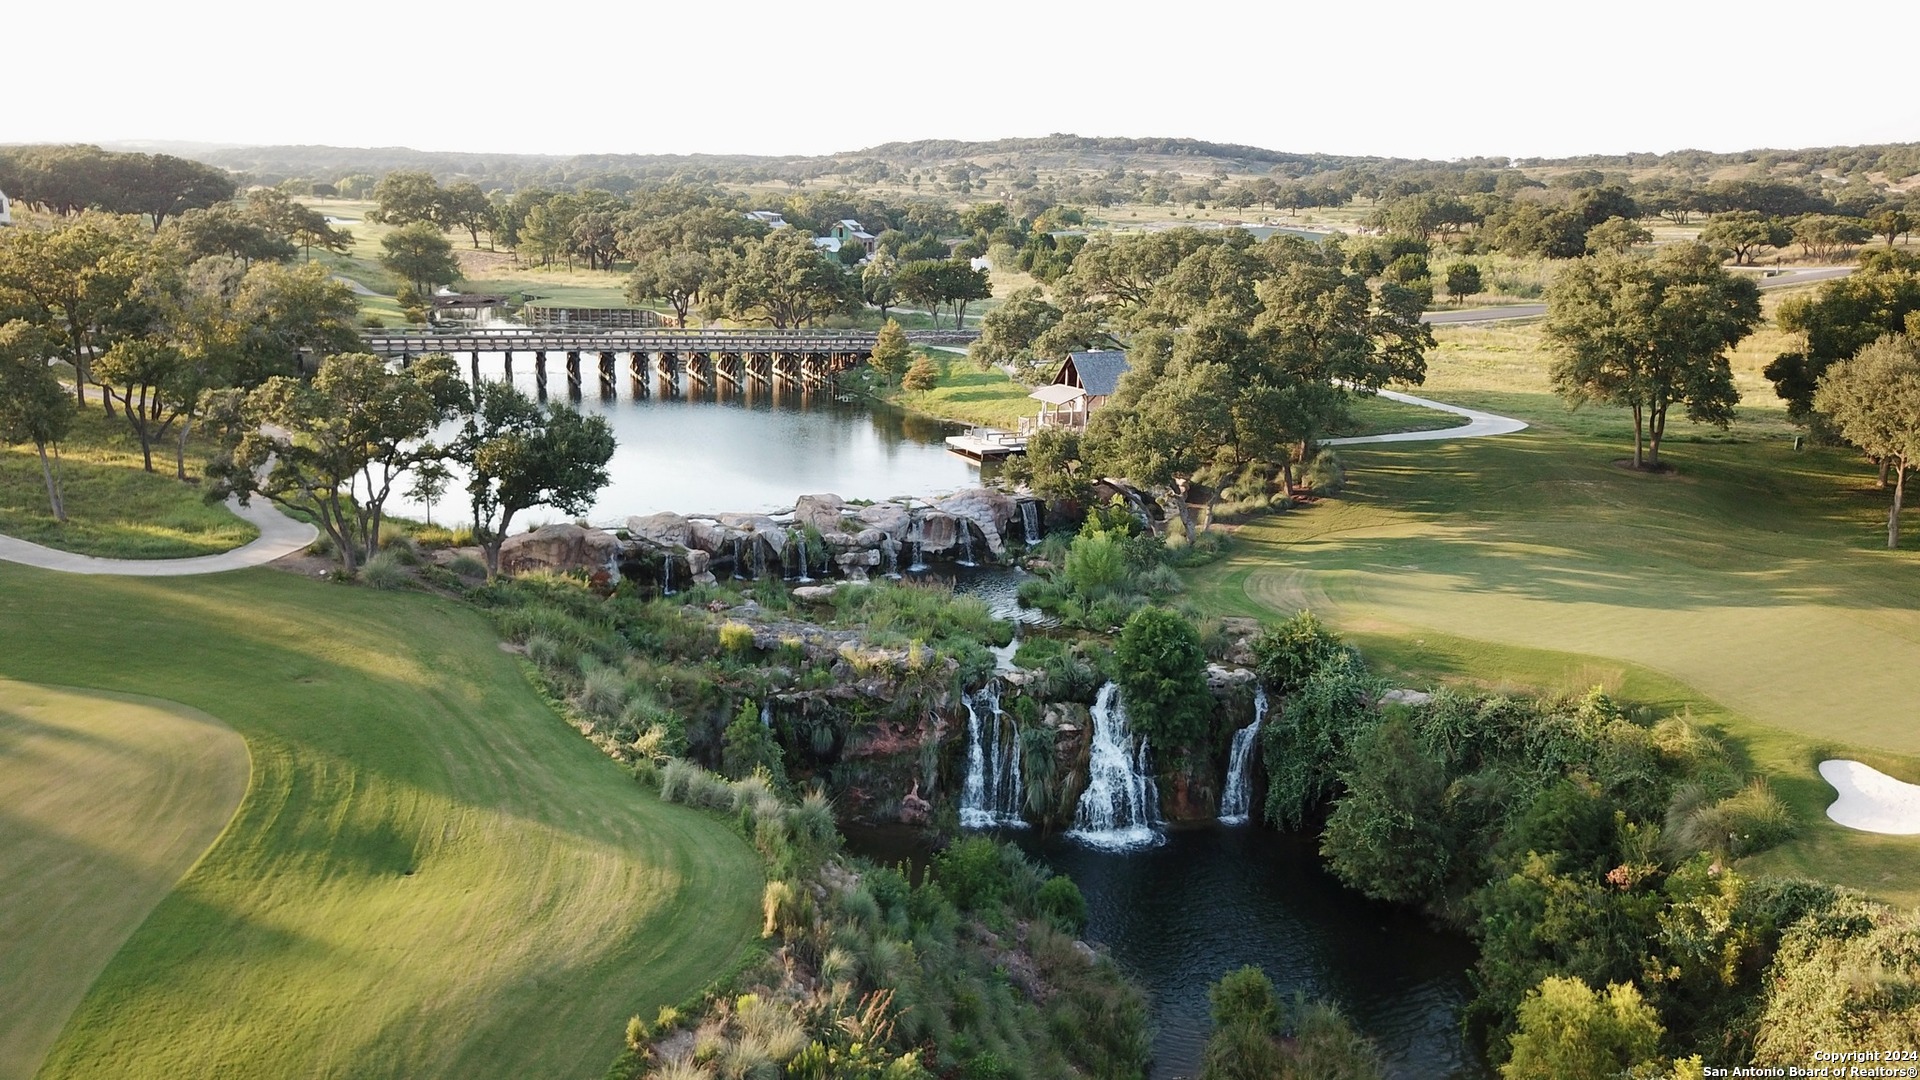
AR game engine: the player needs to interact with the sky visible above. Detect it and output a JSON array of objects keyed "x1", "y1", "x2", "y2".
[{"x1": 12, "y1": 0, "x2": 1917, "y2": 162}]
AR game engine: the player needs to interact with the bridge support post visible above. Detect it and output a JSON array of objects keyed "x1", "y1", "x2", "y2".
[
  {"x1": 598, "y1": 352, "x2": 616, "y2": 398},
  {"x1": 470, "y1": 351, "x2": 482, "y2": 385},
  {"x1": 629, "y1": 352, "x2": 648, "y2": 397},
  {"x1": 565, "y1": 350, "x2": 582, "y2": 399},
  {"x1": 502, "y1": 350, "x2": 513, "y2": 380},
  {"x1": 534, "y1": 351, "x2": 548, "y2": 398}
]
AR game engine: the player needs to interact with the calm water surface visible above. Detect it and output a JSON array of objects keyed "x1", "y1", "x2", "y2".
[
  {"x1": 845, "y1": 824, "x2": 1480, "y2": 1080},
  {"x1": 392, "y1": 355, "x2": 994, "y2": 522}
]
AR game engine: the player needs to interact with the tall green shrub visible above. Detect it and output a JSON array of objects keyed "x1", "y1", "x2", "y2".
[{"x1": 1114, "y1": 607, "x2": 1213, "y2": 755}]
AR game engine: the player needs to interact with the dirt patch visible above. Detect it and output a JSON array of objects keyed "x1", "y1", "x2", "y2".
[
  {"x1": 1610, "y1": 458, "x2": 1677, "y2": 475},
  {"x1": 455, "y1": 248, "x2": 523, "y2": 277}
]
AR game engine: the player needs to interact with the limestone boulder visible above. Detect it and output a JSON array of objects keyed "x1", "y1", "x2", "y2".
[
  {"x1": 1206, "y1": 663, "x2": 1259, "y2": 693},
  {"x1": 852, "y1": 527, "x2": 888, "y2": 550},
  {"x1": 937, "y1": 488, "x2": 1017, "y2": 556},
  {"x1": 626, "y1": 512, "x2": 690, "y2": 548},
  {"x1": 685, "y1": 549, "x2": 711, "y2": 577},
  {"x1": 916, "y1": 511, "x2": 957, "y2": 553},
  {"x1": 794, "y1": 494, "x2": 848, "y2": 535},
  {"x1": 792, "y1": 584, "x2": 839, "y2": 606},
  {"x1": 499, "y1": 524, "x2": 620, "y2": 576},
  {"x1": 686, "y1": 518, "x2": 737, "y2": 554},
  {"x1": 854, "y1": 502, "x2": 911, "y2": 540}
]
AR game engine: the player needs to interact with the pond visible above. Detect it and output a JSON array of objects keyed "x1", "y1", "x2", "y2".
[
  {"x1": 388, "y1": 355, "x2": 999, "y2": 523},
  {"x1": 843, "y1": 824, "x2": 1480, "y2": 1080}
]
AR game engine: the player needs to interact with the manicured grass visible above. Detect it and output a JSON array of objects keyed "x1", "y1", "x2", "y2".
[
  {"x1": 0, "y1": 408, "x2": 258, "y2": 558},
  {"x1": 892, "y1": 352, "x2": 1038, "y2": 428},
  {"x1": 1185, "y1": 318, "x2": 1920, "y2": 902},
  {"x1": 0, "y1": 565, "x2": 762, "y2": 1080},
  {"x1": 1330, "y1": 393, "x2": 1466, "y2": 438},
  {"x1": 0, "y1": 682, "x2": 250, "y2": 1080}
]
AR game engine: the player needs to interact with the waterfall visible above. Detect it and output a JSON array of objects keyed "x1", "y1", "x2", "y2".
[
  {"x1": 959, "y1": 683, "x2": 1026, "y2": 829},
  {"x1": 732, "y1": 537, "x2": 746, "y2": 579},
  {"x1": 661, "y1": 553, "x2": 674, "y2": 596},
  {"x1": 1218, "y1": 685, "x2": 1268, "y2": 825},
  {"x1": 882, "y1": 539, "x2": 900, "y2": 579},
  {"x1": 795, "y1": 529, "x2": 813, "y2": 582},
  {"x1": 908, "y1": 524, "x2": 927, "y2": 572},
  {"x1": 760, "y1": 698, "x2": 773, "y2": 728},
  {"x1": 1021, "y1": 501, "x2": 1041, "y2": 545},
  {"x1": 957, "y1": 523, "x2": 977, "y2": 567},
  {"x1": 1069, "y1": 683, "x2": 1162, "y2": 849}
]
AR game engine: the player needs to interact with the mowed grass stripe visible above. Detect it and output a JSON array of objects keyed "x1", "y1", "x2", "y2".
[
  {"x1": 0, "y1": 566, "x2": 761, "y2": 1080},
  {"x1": 0, "y1": 683, "x2": 250, "y2": 1080}
]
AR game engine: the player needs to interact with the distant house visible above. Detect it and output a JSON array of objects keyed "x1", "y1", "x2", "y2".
[
  {"x1": 1025, "y1": 349, "x2": 1130, "y2": 432},
  {"x1": 745, "y1": 210, "x2": 789, "y2": 229},
  {"x1": 827, "y1": 219, "x2": 878, "y2": 258}
]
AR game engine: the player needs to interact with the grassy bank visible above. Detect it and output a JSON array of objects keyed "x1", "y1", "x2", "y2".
[
  {"x1": 0, "y1": 565, "x2": 762, "y2": 1080},
  {"x1": 0, "y1": 408, "x2": 258, "y2": 558}
]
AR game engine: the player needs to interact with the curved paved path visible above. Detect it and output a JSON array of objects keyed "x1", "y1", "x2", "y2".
[
  {"x1": 0, "y1": 497, "x2": 316, "y2": 576},
  {"x1": 1324, "y1": 389, "x2": 1528, "y2": 446}
]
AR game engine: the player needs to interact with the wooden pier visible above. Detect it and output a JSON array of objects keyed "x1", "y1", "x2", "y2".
[{"x1": 945, "y1": 428, "x2": 1027, "y2": 462}]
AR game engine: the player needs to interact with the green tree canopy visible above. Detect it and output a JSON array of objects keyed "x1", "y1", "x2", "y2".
[
  {"x1": 1766, "y1": 249, "x2": 1920, "y2": 419},
  {"x1": 0, "y1": 319, "x2": 75, "y2": 520},
  {"x1": 205, "y1": 352, "x2": 466, "y2": 571},
  {"x1": 1499, "y1": 977, "x2": 1663, "y2": 1080},
  {"x1": 454, "y1": 379, "x2": 616, "y2": 575},
  {"x1": 1545, "y1": 243, "x2": 1761, "y2": 468},
  {"x1": 379, "y1": 221, "x2": 461, "y2": 297},
  {"x1": 1813, "y1": 334, "x2": 1920, "y2": 548}
]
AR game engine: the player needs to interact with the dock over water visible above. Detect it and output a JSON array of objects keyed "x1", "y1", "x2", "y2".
[{"x1": 946, "y1": 429, "x2": 1026, "y2": 462}]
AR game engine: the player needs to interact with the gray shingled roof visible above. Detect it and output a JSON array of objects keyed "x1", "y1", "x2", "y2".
[{"x1": 1066, "y1": 350, "x2": 1130, "y2": 396}]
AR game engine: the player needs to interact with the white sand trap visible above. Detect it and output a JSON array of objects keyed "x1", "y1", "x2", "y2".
[{"x1": 1820, "y1": 759, "x2": 1920, "y2": 834}]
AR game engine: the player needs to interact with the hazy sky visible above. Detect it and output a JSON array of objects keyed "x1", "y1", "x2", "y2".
[{"x1": 15, "y1": 0, "x2": 1917, "y2": 161}]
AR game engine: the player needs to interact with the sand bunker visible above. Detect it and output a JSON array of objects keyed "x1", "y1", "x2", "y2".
[{"x1": 1819, "y1": 760, "x2": 1920, "y2": 835}]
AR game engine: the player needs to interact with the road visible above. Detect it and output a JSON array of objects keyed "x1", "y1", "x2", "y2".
[{"x1": 1420, "y1": 265, "x2": 1855, "y2": 326}]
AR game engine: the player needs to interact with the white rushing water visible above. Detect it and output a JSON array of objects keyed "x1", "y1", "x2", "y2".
[
  {"x1": 1021, "y1": 500, "x2": 1041, "y2": 545},
  {"x1": 1218, "y1": 684, "x2": 1268, "y2": 825},
  {"x1": 959, "y1": 683, "x2": 1026, "y2": 828},
  {"x1": 1069, "y1": 682, "x2": 1163, "y2": 849}
]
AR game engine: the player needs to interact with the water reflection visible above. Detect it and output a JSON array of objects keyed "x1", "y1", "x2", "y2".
[
  {"x1": 842, "y1": 824, "x2": 1480, "y2": 1080},
  {"x1": 390, "y1": 353, "x2": 996, "y2": 522}
]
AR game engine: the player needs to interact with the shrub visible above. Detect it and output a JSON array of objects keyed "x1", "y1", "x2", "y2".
[
  {"x1": 933, "y1": 837, "x2": 1008, "y2": 912},
  {"x1": 1302, "y1": 449, "x2": 1345, "y2": 495},
  {"x1": 1036, "y1": 876, "x2": 1087, "y2": 934},
  {"x1": 722, "y1": 701, "x2": 784, "y2": 781},
  {"x1": 1249, "y1": 610, "x2": 1346, "y2": 694},
  {"x1": 1114, "y1": 607, "x2": 1213, "y2": 755},
  {"x1": 359, "y1": 550, "x2": 412, "y2": 590},
  {"x1": 1501, "y1": 976, "x2": 1663, "y2": 1080},
  {"x1": 447, "y1": 553, "x2": 488, "y2": 578},
  {"x1": 719, "y1": 621, "x2": 756, "y2": 655},
  {"x1": 1063, "y1": 529, "x2": 1130, "y2": 599},
  {"x1": 577, "y1": 664, "x2": 631, "y2": 720},
  {"x1": 901, "y1": 356, "x2": 940, "y2": 390}
]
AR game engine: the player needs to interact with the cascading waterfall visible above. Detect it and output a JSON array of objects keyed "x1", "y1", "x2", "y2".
[
  {"x1": 760, "y1": 698, "x2": 774, "y2": 728},
  {"x1": 908, "y1": 524, "x2": 927, "y2": 572},
  {"x1": 1021, "y1": 501, "x2": 1041, "y2": 545},
  {"x1": 1218, "y1": 684, "x2": 1268, "y2": 825},
  {"x1": 1069, "y1": 682, "x2": 1163, "y2": 849},
  {"x1": 731, "y1": 537, "x2": 747, "y2": 579},
  {"x1": 882, "y1": 539, "x2": 900, "y2": 579},
  {"x1": 957, "y1": 523, "x2": 977, "y2": 567},
  {"x1": 661, "y1": 554, "x2": 674, "y2": 596},
  {"x1": 791, "y1": 529, "x2": 813, "y2": 582},
  {"x1": 959, "y1": 682, "x2": 1026, "y2": 828}
]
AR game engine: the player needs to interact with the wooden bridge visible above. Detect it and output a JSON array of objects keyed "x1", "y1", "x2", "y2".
[{"x1": 357, "y1": 328, "x2": 976, "y2": 396}]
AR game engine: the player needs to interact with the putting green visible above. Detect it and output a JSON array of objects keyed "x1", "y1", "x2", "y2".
[
  {"x1": 0, "y1": 683, "x2": 249, "y2": 1080},
  {"x1": 0, "y1": 566, "x2": 761, "y2": 1080}
]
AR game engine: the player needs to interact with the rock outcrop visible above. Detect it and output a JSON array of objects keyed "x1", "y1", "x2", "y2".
[{"x1": 499, "y1": 523, "x2": 619, "y2": 576}]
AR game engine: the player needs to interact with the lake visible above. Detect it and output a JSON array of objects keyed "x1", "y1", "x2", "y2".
[{"x1": 390, "y1": 355, "x2": 997, "y2": 524}]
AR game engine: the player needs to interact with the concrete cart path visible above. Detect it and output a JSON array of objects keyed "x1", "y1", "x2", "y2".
[
  {"x1": 1323, "y1": 389, "x2": 1529, "y2": 446},
  {"x1": 0, "y1": 497, "x2": 316, "y2": 576}
]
